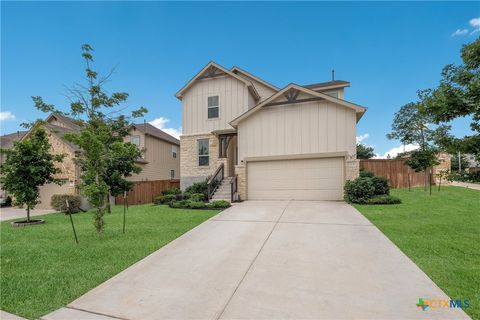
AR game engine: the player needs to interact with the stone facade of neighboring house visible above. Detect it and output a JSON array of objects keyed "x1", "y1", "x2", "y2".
[{"x1": 14, "y1": 114, "x2": 180, "y2": 209}]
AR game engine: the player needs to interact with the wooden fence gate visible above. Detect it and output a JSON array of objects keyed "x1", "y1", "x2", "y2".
[
  {"x1": 359, "y1": 159, "x2": 428, "y2": 189},
  {"x1": 115, "y1": 179, "x2": 180, "y2": 205}
]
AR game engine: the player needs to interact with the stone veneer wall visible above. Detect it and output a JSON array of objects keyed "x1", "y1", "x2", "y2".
[
  {"x1": 345, "y1": 158, "x2": 360, "y2": 181},
  {"x1": 180, "y1": 133, "x2": 219, "y2": 190},
  {"x1": 47, "y1": 129, "x2": 77, "y2": 194},
  {"x1": 234, "y1": 165, "x2": 247, "y2": 200}
]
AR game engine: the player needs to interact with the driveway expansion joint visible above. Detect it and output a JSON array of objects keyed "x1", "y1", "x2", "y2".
[
  {"x1": 65, "y1": 306, "x2": 131, "y2": 320},
  {"x1": 215, "y1": 200, "x2": 292, "y2": 320}
]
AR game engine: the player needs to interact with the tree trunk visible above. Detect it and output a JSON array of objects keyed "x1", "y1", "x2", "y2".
[
  {"x1": 107, "y1": 192, "x2": 111, "y2": 214},
  {"x1": 27, "y1": 206, "x2": 31, "y2": 222},
  {"x1": 424, "y1": 171, "x2": 427, "y2": 191}
]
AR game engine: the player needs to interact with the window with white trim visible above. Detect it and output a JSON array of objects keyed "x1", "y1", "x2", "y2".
[
  {"x1": 171, "y1": 170, "x2": 175, "y2": 179},
  {"x1": 208, "y1": 96, "x2": 219, "y2": 119},
  {"x1": 172, "y1": 145, "x2": 178, "y2": 158},
  {"x1": 198, "y1": 139, "x2": 209, "y2": 166},
  {"x1": 131, "y1": 135, "x2": 140, "y2": 146}
]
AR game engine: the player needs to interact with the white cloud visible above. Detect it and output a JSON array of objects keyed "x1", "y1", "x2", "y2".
[
  {"x1": 470, "y1": 17, "x2": 480, "y2": 27},
  {"x1": 356, "y1": 133, "x2": 369, "y2": 143},
  {"x1": 149, "y1": 117, "x2": 182, "y2": 139},
  {"x1": 451, "y1": 29, "x2": 469, "y2": 37},
  {"x1": 375, "y1": 143, "x2": 419, "y2": 159},
  {"x1": 0, "y1": 111, "x2": 15, "y2": 121}
]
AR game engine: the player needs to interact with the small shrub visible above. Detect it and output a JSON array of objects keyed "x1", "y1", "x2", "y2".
[
  {"x1": 344, "y1": 177, "x2": 375, "y2": 204},
  {"x1": 184, "y1": 180, "x2": 208, "y2": 197},
  {"x1": 186, "y1": 201, "x2": 207, "y2": 209},
  {"x1": 50, "y1": 194, "x2": 81, "y2": 213},
  {"x1": 183, "y1": 192, "x2": 205, "y2": 202},
  {"x1": 207, "y1": 200, "x2": 231, "y2": 209},
  {"x1": 162, "y1": 187, "x2": 180, "y2": 196},
  {"x1": 169, "y1": 200, "x2": 188, "y2": 209},
  {"x1": 371, "y1": 176, "x2": 390, "y2": 195},
  {"x1": 359, "y1": 170, "x2": 375, "y2": 178},
  {"x1": 365, "y1": 195, "x2": 401, "y2": 205},
  {"x1": 154, "y1": 194, "x2": 176, "y2": 205},
  {"x1": 168, "y1": 200, "x2": 207, "y2": 209}
]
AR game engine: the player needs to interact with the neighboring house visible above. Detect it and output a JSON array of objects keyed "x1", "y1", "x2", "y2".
[
  {"x1": 18, "y1": 114, "x2": 179, "y2": 209},
  {"x1": 176, "y1": 62, "x2": 367, "y2": 201},
  {"x1": 0, "y1": 131, "x2": 28, "y2": 199},
  {"x1": 465, "y1": 154, "x2": 480, "y2": 172},
  {"x1": 126, "y1": 123, "x2": 180, "y2": 181}
]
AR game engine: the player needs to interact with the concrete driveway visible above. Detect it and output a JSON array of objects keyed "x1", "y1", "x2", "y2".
[
  {"x1": 44, "y1": 201, "x2": 469, "y2": 320},
  {"x1": 0, "y1": 207, "x2": 56, "y2": 221}
]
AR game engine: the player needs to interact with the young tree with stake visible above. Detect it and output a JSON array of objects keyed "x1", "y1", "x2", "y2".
[{"x1": 33, "y1": 44, "x2": 147, "y2": 233}]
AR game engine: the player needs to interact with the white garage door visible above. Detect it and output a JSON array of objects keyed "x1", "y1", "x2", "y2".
[{"x1": 247, "y1": 157, "x2": 345, "y2": 200}]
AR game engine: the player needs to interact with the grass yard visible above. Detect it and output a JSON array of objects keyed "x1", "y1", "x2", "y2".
[
  {"x1": 0, "y1": 204, "x2": 220, "y2": 319},
  {"x1": 354, "y1": 186, "x2": 480, "y2": 319}
]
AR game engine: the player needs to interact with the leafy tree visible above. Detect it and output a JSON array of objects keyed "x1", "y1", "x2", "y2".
[
  {"x1": 387, "y1": 102, "x2": 450, "y2": 191},
  {"x1": 104, "y1": 142, "x2": 142, "y2": 213},
  {"x1": 419, "y1": 38, "x2": 480, "y2": 158},
  {"x1": 0, "y1": 128, "x2": 64, "y2": 222},
  {"x1": 33, "y1": 44, "x2": 147, "y2": 233},
  {"x1": 356, "y1": 143, "x2": 375, "y2": 159}
]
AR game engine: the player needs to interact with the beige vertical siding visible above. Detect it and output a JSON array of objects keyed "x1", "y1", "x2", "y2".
[
  {"x1": 235, "y1": 73, "x2": 277, "y2": 102},
  {"x1": 182, "y1": 76, "x2": 250, "y2": 134},
  {"x1": 238, "y1": 100, "x2": 356, "y2": 161}
]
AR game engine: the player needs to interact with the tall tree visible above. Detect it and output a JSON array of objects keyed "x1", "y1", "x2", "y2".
[
  {"x1": 356, "y1": 143, "x2": 375, "y2": 159},
  {"x1": 33, "y1": 44, "x2": 147, "y2": 233},
  {"x1": 0, "y1": 128, "x2": 64, "y2": 222},
  {"x1": 387, "y1": 102, "x2": 449, "y2": 190},
  {"x1": 419, "y1": 38, "x2": 480, "y2": 158}
]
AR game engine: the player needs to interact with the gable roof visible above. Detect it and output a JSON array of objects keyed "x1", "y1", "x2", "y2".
[
  {"x1": 175, "y1": 61, "x2": 260, "y2": 101},
  {"x1": 1, "y1": 131, "x2": 28, "y2": 149},
  {"x1": 132, "y1": 123, "x2": 180, "y2": 146},
  {"x1": 230, "y1": 66, "x2": 279, "y2": 92},
  {"x1": 46, "y1": 113, "x2": 83, "y2": 132},
  {"x1": 230, "y1": 83, "x2": 367, "y2": 127}
]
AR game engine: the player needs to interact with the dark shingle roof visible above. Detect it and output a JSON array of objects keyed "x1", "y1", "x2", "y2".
[
  {"x1": 0, "y1": 131, "x2": 28, "y2": 149},
  {"x1": 303, "y1": 80, "x2": 350, "y2": 89},
  {"x1": 133, "y1": 123, "x2": 180, "y2": 146}
]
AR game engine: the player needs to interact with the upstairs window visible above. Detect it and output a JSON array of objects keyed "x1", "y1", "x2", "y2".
[
  {"x1": 198, "y1": 139, "x2": 209, "y2": 166},
  {"x1": 208, "y1": 96, "x2": 219, "y2": 119},
  {"x1": 131, "y1": 135, "x2": 140, "y2": 146},
  {"x1": 172, "y1": 145, "x2": 178, "y2": 158}
]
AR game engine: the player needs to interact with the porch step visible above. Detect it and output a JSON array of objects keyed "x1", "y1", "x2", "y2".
[{"x1": 211, "y1": 177, "x2": 233, "y2": 202}]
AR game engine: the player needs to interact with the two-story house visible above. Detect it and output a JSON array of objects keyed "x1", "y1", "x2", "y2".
[{"x1": 176, "y1": 62, "x2": 366, "y2": 201}]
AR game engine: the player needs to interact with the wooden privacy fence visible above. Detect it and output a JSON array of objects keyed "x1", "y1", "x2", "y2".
[
  {"x1": 360, "y1": 159, "x2": 427, "y2": 189},
  {"x1": 115, "y1": 179, "x2": 180, "y2": 205}
]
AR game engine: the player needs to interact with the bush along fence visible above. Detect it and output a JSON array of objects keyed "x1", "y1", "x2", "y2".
[
  {"x1": 344, "y1": 170, "x2": 401, "y2": 205},
  {"x1": 115, "y1": 179, "x2": 180, "y2": 205}
]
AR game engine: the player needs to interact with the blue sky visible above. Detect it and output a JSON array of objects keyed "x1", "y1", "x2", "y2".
[{"x1": 1, "y1": 1, "x2": 479, "y2": 157}]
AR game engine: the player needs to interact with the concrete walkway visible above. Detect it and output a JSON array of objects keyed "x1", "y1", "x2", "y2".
[
  {"x1": 0, "y1": 207, "x2": 56, "y2": 221},
  {"x1": 43, "y1": 201, "x2": 469, "y2": 320},
  {"x1": 451, "y1": 181, "x2": 480, "y2": 190}
]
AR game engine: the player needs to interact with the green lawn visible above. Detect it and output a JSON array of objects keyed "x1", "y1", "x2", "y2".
[
  {"x1": 0, "y1": 204, "x2": 219, "y2": 319},
  {"x1": 354, "y1": 186, "x2": 480, "y2": 319}
]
